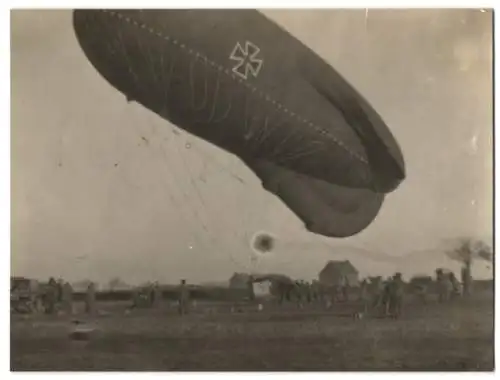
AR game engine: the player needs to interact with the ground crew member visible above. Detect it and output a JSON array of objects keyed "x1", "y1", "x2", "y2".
[
  {"x1": 62, "y1": 282, "x2": 73, "y2": 314},
  {"x1": 388, "y1": 273, "x2": 404, "y2": 318},
  {"x1": 449, "y1": 272, "x2": 461, "y2": 300},
  {"x1": 85, "y1": 282, "x2": 96, "y2": 314},
  {"x1": 44, "y1": 277, "x2": 58, "y2": 314},
  {"x1": 179, "y1": 279, "x2": 190, "y2": 315}
]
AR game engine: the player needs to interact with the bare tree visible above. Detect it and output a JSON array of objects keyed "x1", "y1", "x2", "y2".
[{"x1": 445, "y1": 238, "x2": 493, "y2": 296}]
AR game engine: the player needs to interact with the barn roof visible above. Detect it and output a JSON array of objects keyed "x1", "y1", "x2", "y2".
[
  {"x1": 253, "y1": 273, "x2": 294, "y2": 284},
  {"x1": 320, "y1": 260, "x2": 359, "y2": 275},
  {"x1": 229, "y1": 272, "x2": 251, "y2": 280}
]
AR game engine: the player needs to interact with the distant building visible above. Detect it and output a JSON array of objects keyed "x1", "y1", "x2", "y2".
[
  {"x1": 72, "y1": 280, "x2": 99, "y2": 293},
  {"x1": 107, "y1": 277, "x2": 131, "y2": 291},
  {"x1": 319, "y1": 260, "x2": 359, "y2": 287},
  {"x1": 10, "y1": 276, "x2": 39, "y2": 295},
  {"x1": 229, "y1": 272, "x2": 251, "y2": 289}
]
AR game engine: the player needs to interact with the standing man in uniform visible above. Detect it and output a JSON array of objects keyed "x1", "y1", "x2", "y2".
[
  {"x1": 389, "y1": 272, "x2": 405, "y2": 318},
  {"x1": 449, "y1": 272, "x2": 461, "y2": 300},
  {"x1": 85, "y1": 282, "x2": 96, "y2": 314},
  {"x1": 62, "y1": 282, "x2": 73, "y2": 314},
  {"x1": 436, "y1": 269, "x2": 451, "y2": 303},
  {"x1": 178, "y1": 279, "x2": 190, "y2": 315},
  {"x1": 461, "y1": 266, "x2": 471, "y2": 297},
  {"x1": 359, "y1": 279, "x2": 369, "y2": 313},
  {"x1": 152, "y1": 282, "x2": 162, "y2": 308},
  {"x1": 44, "y1": 277, "x2": 58, "y2": 314},
  {"x1": 341, "y1": 275, "x2": 349, "y2": 302},
  {"x1": 247, "y1": 275, "x2": 255, "y2": 302}
]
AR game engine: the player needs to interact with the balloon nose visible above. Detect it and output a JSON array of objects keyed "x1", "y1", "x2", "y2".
[
  {"x1": 72, "y1": 10, "x2": 121, "y2": 62},
  {"x1": 72, "y1": 9, "x2": 138, "y2": 102},
  {"x1": 72, "y1": 10, "x2": 108, "y2": 64},
  {"x1": 72, "y1": 9, "x2": 102, "y2": 41}
]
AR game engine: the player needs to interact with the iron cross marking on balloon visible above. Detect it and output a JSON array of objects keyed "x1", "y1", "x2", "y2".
[{"x1": 229, "y1": 41, "x2": 264, "y2": 80}]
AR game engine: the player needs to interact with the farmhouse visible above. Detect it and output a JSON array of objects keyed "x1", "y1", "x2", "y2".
[
  {"x1": 229, "y1": 272, "x2": 252, "y2": 289},
  {"x1": 318, "y1": 260, "x2": 359, "y2": 287}
]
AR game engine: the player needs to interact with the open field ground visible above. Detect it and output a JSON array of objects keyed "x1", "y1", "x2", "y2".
[{"x1": 11, "y1": 293, "x2": 494, "y2": 371}]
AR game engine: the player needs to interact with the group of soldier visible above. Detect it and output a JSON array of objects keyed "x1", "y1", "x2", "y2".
[
  {"x1": 434, "y1": 269, "x2": 462, "y2": 302},
  {"x1": 31, "y1": 277, "x2": 192, "y2": 316},
  {"x1": 131, "y1": 279, "x2": 191, "y2": 315},
  {"x1": 11, "y1": 277, "x2": 81, "y2": 315},
  {"x1": 304, "y1": 274, "x2": 405, "y2": 318},
  {"x1": 23, "y1": 268, "x2": 468, "y2": 319},
  {"x1": 358, "y1": 273, "x2": 405, "y2": 318},
  {"x1": 40, "y1": 277, "x2": 97, "y2": 315},
  {"x1": 257, "y1": 268, "x2": 468, "y2": 319}
]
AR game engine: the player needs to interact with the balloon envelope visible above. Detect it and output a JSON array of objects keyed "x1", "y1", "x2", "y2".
[{"x1": 72, "y1": 9, "x2": 406, "y2": 238}]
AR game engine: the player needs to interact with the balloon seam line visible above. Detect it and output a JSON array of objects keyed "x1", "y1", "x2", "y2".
[{"x1": 99, "y1": 9, "x2": 369, "y2": 166}]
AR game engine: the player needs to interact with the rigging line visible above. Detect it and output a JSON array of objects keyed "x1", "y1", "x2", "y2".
[
  {"x1": 194, "y1": 146, "x2": 247, "y2": 185},
  {"x1": 181, "y1": 143, "x2": 256, "y2": 268},
  {"x1": 186, "y1": 135, "x2": 260, "y2": 267},
  {"x1": 156, "y1": 130, "x2": 225, "y2": 262},
  {"x1": 192, "y1": 145, "x2": 265, "y2": 251},
  {"x1": 53, "y1": 122, "x2": 63, "y2": 172},
  {"x1": 185, "y1": 147, "x2": 256, "y2": 271},
  {"x1": 157, "y1": 142, "x2": 212, "y2": 256},
  {"x1": 173, "y1": 140, "x2": 209, "y2": 210},
  {"x1": 130, "y1": 113, "x2": 232, "y2": 267},
  {"x1": 164, "y1": 127, "x2": 208, "y2": 218},
  {"x1": 179, "y1": 141, "x2": 275, "y2": 270},
  {"x1": 170, "y1": 142, "x2": 212, "y2": 236},
  {"x1": 170, "y1": 134, "x2": 250, "y2": 272},
  {"x1": 163, "y1": 123, "x2": 248, "y2": 186},
  {"x1": 110, "y1": 110, "x2": 145, "y2": 197},
  {"x1": 130, "y1": 107, "x2": 253, "y2": 272},
  {"x1": 133, "y1": 112, "x2": 208, "y2": 254}
]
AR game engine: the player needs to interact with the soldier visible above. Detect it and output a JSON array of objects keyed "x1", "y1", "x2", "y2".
[
  {"x1": 310, "y1": 280, "x2": 319, "y2": 302},
  {"x1": 247, "y1": 276, "x2": 255, "y2": 301},
  {"x1": 436, "y1": 269, "x2": 451, "y2": 303},
  {"x1": 44, "y1": 277, "x2": 58, "y2": 314},
  {"x1": 448, "y1": 272, "x2": 461, "y2": 300},
  {"x1": 298, "y1": 280, "x2": 309, "y2": 307},
  {"x1": 322, "y1": 285, "x2": 333, "y2": 310},
  {"x1": 56, "y1": 279, "x2": 64, "y2": 303},
  {"x1": 413, "y1": 279, "x2": 430, "y2": 304},
  {"x1": 341, "y1": 275, "x2": 349, "y2": 302},
  {"x1": 152, "y1": 282, "x2": 162, "y2": 308},
  {"x1": 61, "y1": 282, "x2": 73, "y2": 315},
  {"x1": 178, "y1": 279, "x2": 190, "y2": 315},
  {"x1": 85, "y1": 282, "x2": 96, "y2": 314},
  {"x1": 131, "y1": 287, "x2": 140, "y2": 309},
  {"x1": 327, "y1": 284, "x2": 338, "y2": 308},
  {"x1": 330, "y1": 283, "x2": 339, "y2": 304},
  {"x1": 359, "y1": 279, "x2": 368, "y2": 300},
  {"x1": 461, "y1": 266, "x2": 471, "y2": 297},
  {"x1": 359, "y1": 279, "x2": 369, "y2": 312},
  {"x1": 305, "y1": 281, "x2": 312, "y2": 304},
  {"x1": 388, "y1": 273, "x2": 404, "y2": 318},
  {"x1": 295, "y1": 281, "x2": 304, "y2": 309},
  {"x1": 381, "y1": 278, "x2": 392, "y2": 316},
  {"x1": 148, "y1": 283, "x2": 155, "y2": 307},
  {"x1": 369, "y1": 276, "x2": 384, "y2": 309}
]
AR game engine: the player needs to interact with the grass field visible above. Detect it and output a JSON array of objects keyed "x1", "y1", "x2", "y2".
[{"x1": 10, "y1": 293, "x2": 494, "y2": 371}]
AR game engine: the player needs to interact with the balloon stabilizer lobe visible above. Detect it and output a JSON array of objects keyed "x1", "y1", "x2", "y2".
[{"x1": 73, "y1": 9, "x2": 406, "y2": 238}]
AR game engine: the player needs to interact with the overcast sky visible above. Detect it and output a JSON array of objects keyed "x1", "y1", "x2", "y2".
[{"x1": 11, "y1": 9, "x2": 493, "y2": 285}]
